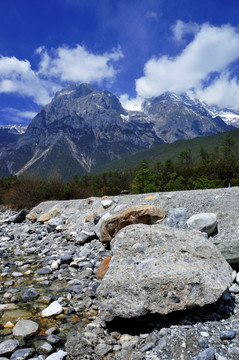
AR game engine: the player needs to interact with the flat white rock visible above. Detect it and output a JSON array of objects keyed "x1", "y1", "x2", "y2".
[
  {"x1": 45, "y1": 350, "x2": 67, "y2": 360},
  {"x1": 41, "y1": 301, "x2": 63, "y2": 317}
]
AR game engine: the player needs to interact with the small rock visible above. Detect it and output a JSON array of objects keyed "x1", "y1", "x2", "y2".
[
  {"x1": 186, "y1": 213, "x2": 217, "y2": 235},
  {"x1": 0, "y1": 304, "x2": 19, "y2": 311},
  {"x1": 167, "y1": 207, "x2": 188, "y2": 229},
  {"x1": 236, "y1": 272, "x2": 239, "y2": 284},
  {"x1": 34, "y1": 341, "x2": 53, "y2": 354},
  {"x1": 232, "y1": 270, "x2": 237, "y2": 282},
  {"x1": 196, "y1": 347, "x2": 215, "y2": 360},
  {"x1": 220, "y1": 330, "x2": 236, "y2": 340},
  {"x1": 46, "y1": 334, "x2": 61, "y2": 345},
  {"x1": 51, "y1": 260, "x2": 59, "y2": 270},
  {"x1": 26, "y1": 212, "x2": 37, "y2": 223},
  {"x1": 36, "y1": 267, "x2": 52, "y2": 275},
  {"x1": 13, "y1": 210, "x2": 29, "y2": 223},
  {"x1": 37, "y1": 213, "x2": 51, "y2": 223},
  {"x1": 60, "y1": 254, "x2": 73, "y2": 264},
  {"x1": 10, "y1": 348, "x2": 34, "y2": 360},
  {"x1": 101, "y1": 199, "x2": 113, "y2": 209},
  {"x1": 47, "y1": 217, "x2": 64, "y2": 232},
  {"x1": 12, "y1": 272, "x2": 23, "y2": 277},
  {"x1": 96, "y1": 256, "x2": 111, "y2": 279},
  {"x1": 41, "y1": 301, "x2": 63, "y2": 317},
  {"x1": 4, "y1": 321, "x2": 14, "y2": 329},
  {"x1": 21, "y1": 288, "x2": 39, "y2": 301},
  {"x1": 200, "y1": 332, "x2": 209, "y2": 338},
  {"x1": 229, "y1": 284, "x2": 239, "y2": 294},
  {"x1": 13, "y1": 320, "x2": 39, "y2": 337},
  {"x1": 0, "y1": 340, "x2": 19, "y2": 355},
  {"x1": 45, "y1": 350, "x2": 67, "y2": 360},
  {"x1": 75, "y1": 231, "x2": 96, "y2": 245}
]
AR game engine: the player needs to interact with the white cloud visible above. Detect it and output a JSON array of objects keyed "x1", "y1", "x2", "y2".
[
  {"x1": 37, "y1": 44, "x2": 123, "y2": 83},
  {"x1": 0, "y1": 107, "x2": 37, "y2": 123},
  {"x1": 0, "y1": 45, "x2": 123, "y2": 106},
  {"x1": 196, "y1": 72, "x2": 239, "y2": 108},
  {"x1": 119, "y1": 93, "x2": 144, "y2": 111},
  {"x1": 131, "y1": 23, "x2": 239, "y2": 109},
  {"x1": 0, "y1": 55, "x2": 57, "y2": 105},
  {"x1": 172, "y1": 20, "x2": 199, "y2": 42}
]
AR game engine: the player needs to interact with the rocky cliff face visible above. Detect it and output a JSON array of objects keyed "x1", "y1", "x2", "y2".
[{"x1": 0, "y1": 84, "x2": 233, "y2": 180}]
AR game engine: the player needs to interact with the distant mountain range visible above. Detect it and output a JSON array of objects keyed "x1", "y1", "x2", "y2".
[{"x1": 0, "y1": 83, "x2": 235, "y2": 180}]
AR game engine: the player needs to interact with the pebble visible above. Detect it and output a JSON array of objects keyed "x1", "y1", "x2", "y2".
[
  {"x1": 10, "y1": 348, "x2": 35, "y2": 360},
  {"x1": 0, "y1": 340, "x2": 19, "y2": 355},
  {"x1": 229, "y1": 285, "x2": 239, "y2": 294},
  {"x1": 219, "y1": 330, "x2": 236, "y2": 340},
  {"x1": 41, "y1": 301, "x2": 63, "y2": 317},
  {"x1": 45, "y1": 350, "x2": 67, "y2": 360},
  {"x1": 21, "y1": 288, "x2": 39, "y2": 301},
  {"x1": 196, "y1": 347, "x2": 215, "y2": 360},
  {"x1": 13, "y1": 320, "x2": 39, "y2": 337}
]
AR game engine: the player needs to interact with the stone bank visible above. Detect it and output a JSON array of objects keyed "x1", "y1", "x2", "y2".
[{"x1": 1, "y1": 187, "x2": 239, "y2": 359}]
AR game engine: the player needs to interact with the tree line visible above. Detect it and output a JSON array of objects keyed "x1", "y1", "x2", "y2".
[{"x1": 0, "y1": 135, "x2": 238, "y2": 209}]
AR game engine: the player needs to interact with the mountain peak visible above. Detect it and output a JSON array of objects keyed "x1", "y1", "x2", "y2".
[{"x1": 55, "y1": 83, "x2": 96, "y2": 99}]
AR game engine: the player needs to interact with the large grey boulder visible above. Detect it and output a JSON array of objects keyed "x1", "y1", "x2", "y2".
[{"x1": 97, "y1": 224, "x2": 232, "y2": 321}]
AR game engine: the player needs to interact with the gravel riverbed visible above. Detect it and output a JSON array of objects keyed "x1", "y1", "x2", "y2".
[{"x1": 0, "y1": 187, "x2": 239, "y2": 360}]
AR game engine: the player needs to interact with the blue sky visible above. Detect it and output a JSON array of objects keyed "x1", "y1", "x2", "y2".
[{"x1": 1, "y1": 0, "x2": 239, "y2": 124}]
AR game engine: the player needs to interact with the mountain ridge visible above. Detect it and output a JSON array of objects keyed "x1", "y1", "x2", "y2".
[{"x1": 0, "y1": 83, "x2": 235, "y2": 180}]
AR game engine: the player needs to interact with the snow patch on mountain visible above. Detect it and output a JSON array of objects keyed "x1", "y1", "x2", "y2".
[{"x1": 0, "y1": 124, "x2": 27, "y2": 134}]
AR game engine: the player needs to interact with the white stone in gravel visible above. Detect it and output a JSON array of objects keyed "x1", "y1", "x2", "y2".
[
  {"x1": 0, "y1": 340, "x2": 19, "y2": 355},
  {"x1": 51, "y1": 261, "x2": 59, "y2": 270},
  {"x1": 39, "y1": 342, "x2": 53, "y2": 353},
  {"x1": 101, "y1": 199, "x2": 113, "y2": 209},
  {"x1": 11, "y1": 272, "x2": 23, "y2": 277},
  {"x1": 3, "y1": 293, "x2": 12, "y2": 299},
  {"x1": 236, "y1": 273, "x2": 239, "y2": 284},
  {"x1": 45, "y1": 350, "x2": 67, "y2": 360},
  {"x1": 0, "y1": 304, "x2": 19, "y2": 311},
  {"x1": 13, "y1": 320, "x2": 39, "y2": 337},
  {"x1": 41, "y1": 301, "x2": 63, "y2": 317},
  {"x1": 0, "y1": 236, "x2": 10, "y2": 241},
  {"x1": 229, "y1": 284, "x2": 239, "y2": 294},
  {"x1": 200, "y1": 331, "x2": 209, "y2": 337},
  {"x1": 232, "y1": 270, "x2": 237, "y2": 282},
  {"x1": 186, "y1": 213, "x2": 217, "y2": 235}
]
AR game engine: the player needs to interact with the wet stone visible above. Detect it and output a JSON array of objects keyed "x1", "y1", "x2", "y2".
[
  {"x1": 35, "y1": 267, "x2": 52, "y2": 275},
  {"x1": 34, "y1": 341, "x2": 53, "y2": 354},
  {"x1": 47, "y1": 334, "x2": 62, "y2": 345},
  {"x1": 13, "y1": 319, "x2": 39, "y2": 337},
  {"x1": 45, "y1": 350, "x2": 67, "y2": 360},
  {"x1": 0, "y1": 304, "x2": 19, "y2": 311},
  {"x1": 2, "y1": 309, "x2": 32, "y2": 322},
  {"x1": 21, "y1": 288, "x2": 39, "y2": 301},
  {"x1": 10, "y1": 348, "x2": 35, "y2": 360},
  {"x1": 0, "y1": 340, "x2": 19, "y2": 355},
  {"x1": 41, "y1": 301, "x2": 63, "y2": 317}
]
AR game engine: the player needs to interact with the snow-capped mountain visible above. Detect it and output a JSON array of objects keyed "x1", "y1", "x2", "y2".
[{"x1": 0, "y1": 84, "x2": 234, "y2": 180}]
